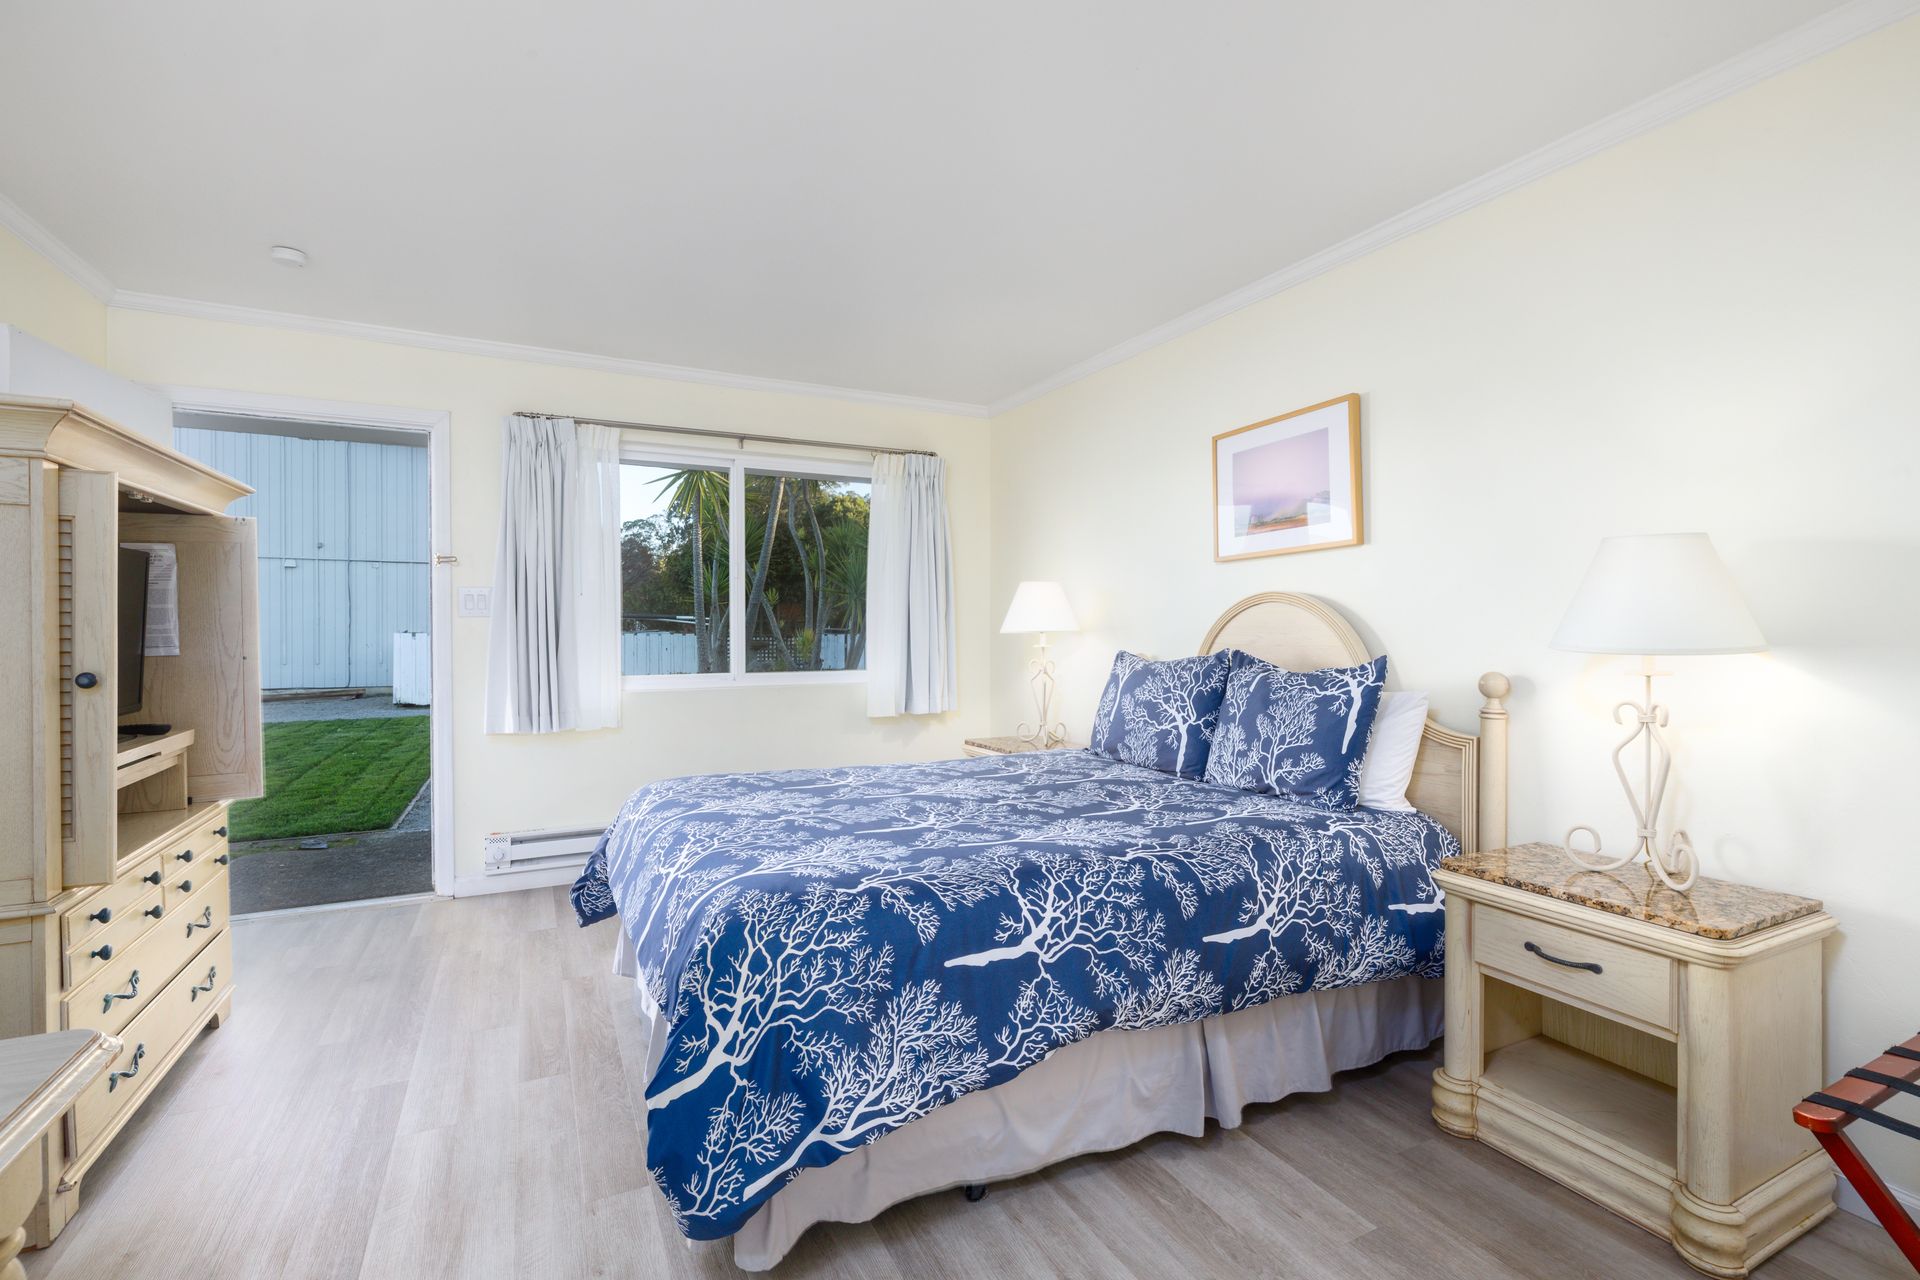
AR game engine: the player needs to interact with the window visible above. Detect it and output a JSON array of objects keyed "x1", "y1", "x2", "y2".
[
  {"x1": 619, "y1": 448, "x2": 870, "y2": 684},
  {"x1": 619, "y1": 462, "x2": 729, "y2": 676}
]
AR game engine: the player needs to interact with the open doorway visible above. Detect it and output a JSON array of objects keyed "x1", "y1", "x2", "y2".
[{"x1": 167, "y1": 393, "x2": 451, "y2": 912}]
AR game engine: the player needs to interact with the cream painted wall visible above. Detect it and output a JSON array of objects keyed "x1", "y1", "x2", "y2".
[
  {"x1": 0, "y1": 236, "x2": 992, "y2": 888},
  {"x1": 991, "y1": 17, "x2": 1920, "y2": 1193},
  {"x1": 0, "y1": 227, "x2": 106, "y2": 365},
  {"x1": 99, "y1": 308, "x2": 992, "y2": 888}
]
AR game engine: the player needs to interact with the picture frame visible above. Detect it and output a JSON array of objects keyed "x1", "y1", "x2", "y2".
[{"x1": 1211, "y1": 393, "x2": 1363, "y2": 561}]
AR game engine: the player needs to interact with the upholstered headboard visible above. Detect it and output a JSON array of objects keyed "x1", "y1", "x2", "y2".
[{"x1": 1199, "y1": 592, "x2": 1508, "y2": 852}]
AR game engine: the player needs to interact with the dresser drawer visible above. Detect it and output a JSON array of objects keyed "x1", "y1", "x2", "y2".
[
  {"x1": 164, "y1": 861, "x2": 229, "y2": 914},
  {"x1": 1474, "y1": 903, "x2": 1674, "y2": 1031},
  {"x1": 63, "y1": 885, "x2": 165, "y2": 987},
  {"x1": 59, "y1": 856, "x2": 163, "y2": 951},
  {"x1": 71, "y1": 928, "x2": 232, "y2": 1158},
  {"x1": 161, "y1": 820, "x2": 229, "y2": 889},
  {"x1": 165, "y1": 868, "x2": 230, "y2": 944},
  {"x1": 63, "y1": 869, "x2": 227, "y2": 1037}
]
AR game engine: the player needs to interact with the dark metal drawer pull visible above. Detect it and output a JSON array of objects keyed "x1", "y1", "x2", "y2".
[
  {"x1": 216, "y1": 854, "x2": 230, "y2": 866},
  {"x1": 1524, "y1": 941, "x2": 1603, "y2": 975},
  {"x1": 178, "y1": 879, "x2": 193, "y2": 894},
  {"x1": 190, "y1": 966, "x2": 218, "y2": 1001},
  {"x1": 107, "y1": 1043, "x2": 145, "y2": 1092},
  {"x1": 186, "y1": 906, "x2": 214, "y2": 936},
  {"x1": 88, "y1": 906, "x2": 112, "y2": 924},
  {"x1": 102, "y1": 971, "x2": 140, "y2": 1013},
  {"x1": 144, "y1": 904, "x2": 163, "y2": 919},
  {"x1": 142, "y1": 871, "x2": 162, "y2": 886},
  {"x1": 90, "y1": 944, "x2": 112, "y2": 962},
  {"x1": 214, "y1": 826, "x2": 228, "y2": 838},
  {"x1": 177, "y1": 849, "x2": 193, "y2": 863}
]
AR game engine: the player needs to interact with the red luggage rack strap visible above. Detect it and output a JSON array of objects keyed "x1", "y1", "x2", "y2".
[{"x1": 1794, "y1": 1034, "x2": 1920, "y2": 1273}]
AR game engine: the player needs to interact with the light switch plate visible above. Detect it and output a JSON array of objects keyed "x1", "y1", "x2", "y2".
[{"x1": 458, "y1": 587, "x2": 491, "y2": 618}]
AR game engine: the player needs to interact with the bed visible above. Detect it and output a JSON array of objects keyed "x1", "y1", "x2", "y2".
[{"x1": 572, "y1": 592, "x2": 1510, "y2": 1269}]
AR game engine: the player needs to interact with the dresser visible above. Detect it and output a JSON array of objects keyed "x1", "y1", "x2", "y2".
[
  {"x1": 0, "y1": 395, "x2": 258, "y2": 1245},
  {"x1": 1431, "y1": 844, "x2": 1836, "y2": 1277}
]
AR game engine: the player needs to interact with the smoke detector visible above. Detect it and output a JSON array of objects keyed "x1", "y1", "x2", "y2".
[{"x1": 268, "y1": 245, "x2": 309, "y2": 268}]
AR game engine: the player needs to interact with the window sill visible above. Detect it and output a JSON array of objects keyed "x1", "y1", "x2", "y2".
[{"x1": 623, "y1": 670, "x2": 868, "y2": 693}]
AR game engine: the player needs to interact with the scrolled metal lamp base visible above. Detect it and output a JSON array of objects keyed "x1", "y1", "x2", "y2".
[{"x1": 1564, "y1": 664, "x2": 1699, "y2": 893}]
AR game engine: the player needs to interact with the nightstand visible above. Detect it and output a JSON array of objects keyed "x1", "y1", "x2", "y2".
[
  {"x1": 1431, "y1": 843, "x2": 1836, "y2": 1278},
  {"x1": 0, "y1": 1031, "x2": 119, "y2": 1278},
  {"x1": 961, "y1": 736, "x2": 1085, "y2": 758}
]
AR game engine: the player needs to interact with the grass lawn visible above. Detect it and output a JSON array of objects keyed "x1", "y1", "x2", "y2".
[{"x1": 229, "y1": 716, "x2": 430, "y2": 843}]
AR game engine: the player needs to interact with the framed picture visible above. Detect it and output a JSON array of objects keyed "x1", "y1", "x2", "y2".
[{"x1": 1212, "y1": 393, "x2": 1363, "y2": 561}]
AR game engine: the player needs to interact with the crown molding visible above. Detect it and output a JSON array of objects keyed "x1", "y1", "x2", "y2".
[
  {"x1": 986, "y1": 0, "x2": 1920, "y2": 415},
  {"x1": 107, "y1": 291, "x2": 992, "y2": 418},
  {"x1": 0, "y1": 192, "x2": 115, "y2": 302}
]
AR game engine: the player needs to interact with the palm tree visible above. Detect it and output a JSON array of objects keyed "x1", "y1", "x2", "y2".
[{"x1": 653, "y1": 468, "x2": 729, "y2": 671}]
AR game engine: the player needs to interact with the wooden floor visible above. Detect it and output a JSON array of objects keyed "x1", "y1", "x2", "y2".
[{"x1": 25, "y1": 888, "x2": 1909, "y2": 1280}]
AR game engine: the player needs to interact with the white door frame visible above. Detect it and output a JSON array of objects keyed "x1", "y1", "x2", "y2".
[{"x1": 162, "y1": 385, "x2": 456, "y2": 897}]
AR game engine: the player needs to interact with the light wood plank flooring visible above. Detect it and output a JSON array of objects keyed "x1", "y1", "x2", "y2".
[{"x1": 25, "y1": 889, "x2": 1909, "y2": 1279}]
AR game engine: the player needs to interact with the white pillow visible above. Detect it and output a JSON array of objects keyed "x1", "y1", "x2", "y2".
[{"x1": 1358, "y1": 691, "x2": 1428, "y2": 812}]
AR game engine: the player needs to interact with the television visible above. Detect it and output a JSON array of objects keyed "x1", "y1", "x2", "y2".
[{"x1": 118, "y1": 546, "x2": 150, "y2": 716}]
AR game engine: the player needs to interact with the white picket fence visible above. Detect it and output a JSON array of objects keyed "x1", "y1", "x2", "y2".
[{"x1": 620, "y1": 629, "x2": 854, "y2": 675}]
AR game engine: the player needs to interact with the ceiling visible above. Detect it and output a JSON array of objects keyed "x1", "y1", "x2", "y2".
[{"x1": 0, "y1": 1, "x2": 1860, "y2": 409}]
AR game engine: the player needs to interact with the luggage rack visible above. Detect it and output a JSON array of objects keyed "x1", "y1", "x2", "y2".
[{"x1": 1794, "y1": 1032, "x2": 1920, "y2": 1272}]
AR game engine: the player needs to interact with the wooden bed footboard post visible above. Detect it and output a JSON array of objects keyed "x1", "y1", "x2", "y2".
[{"x1": 1477, "y1": 673, "x2": 1510, "y2": 854}]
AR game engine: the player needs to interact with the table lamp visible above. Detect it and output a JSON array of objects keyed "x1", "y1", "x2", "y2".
[
  {"x1": 1551, "y1": 533, "x2": 1766, "y2": 892},
  {"x1": 1000, "y1": 581, "x2": 1079, "y2": 748}
]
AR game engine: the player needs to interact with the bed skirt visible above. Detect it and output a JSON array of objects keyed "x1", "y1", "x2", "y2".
[{"x1": 618, "y1": 934, "x2": 1443, "y2": 1271}]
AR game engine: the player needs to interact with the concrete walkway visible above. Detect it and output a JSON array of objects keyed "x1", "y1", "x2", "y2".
[
  {"x1": 262, "y1": 691, "x2": 428, "y2": 723},
  {"x1": 230, "y1": 828, "x2": 431, "y2": 913}
]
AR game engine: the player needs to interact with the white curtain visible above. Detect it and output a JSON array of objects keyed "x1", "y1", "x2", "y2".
[
  {"x1": 484, "y1": 416, "x2": 624, "y2": 734},
  {"x1": 866, "y1": 453, "x2": 956, "y2": 717}
]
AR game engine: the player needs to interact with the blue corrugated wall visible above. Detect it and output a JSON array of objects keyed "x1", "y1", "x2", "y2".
[{"x1": 175, "y1": 426, "x2": 430, "y2": 690}]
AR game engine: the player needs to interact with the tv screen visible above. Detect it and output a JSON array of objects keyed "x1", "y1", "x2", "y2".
[{"x1": 118, "y1": 547, "x2": 150, "y2": 717}]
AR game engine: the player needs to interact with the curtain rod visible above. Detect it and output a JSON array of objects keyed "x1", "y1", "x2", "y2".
[{"x1": 515, "y1": 412, "x2": 935, "y2": 457}]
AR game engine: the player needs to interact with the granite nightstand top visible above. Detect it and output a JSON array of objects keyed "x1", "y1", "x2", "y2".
[
  {"x1": 1440, "y1": 842, "x2": 1823, "y2": 940},
  {"x1": 962, "y1": 736, "x2": 1087, "y2": 754}
]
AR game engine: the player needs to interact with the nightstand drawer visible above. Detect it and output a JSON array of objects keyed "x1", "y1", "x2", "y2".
[{"x1": 1474, "y1": 905, "x2": 1674, "y2": 1031}]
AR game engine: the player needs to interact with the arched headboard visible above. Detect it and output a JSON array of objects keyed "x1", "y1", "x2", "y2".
[{"x1": 1199, "y1": 592, "x2": 1508, "y2": 852}]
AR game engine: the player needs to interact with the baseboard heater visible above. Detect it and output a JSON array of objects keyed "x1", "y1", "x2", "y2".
[{"x1": 481, "y1": 825, "x2": 604, "y2": 875}]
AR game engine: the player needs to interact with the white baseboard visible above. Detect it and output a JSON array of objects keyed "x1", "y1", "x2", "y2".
[
  {"x1": 1836, "y1": 1169, "x2": 1920, "y2": 1225},
  {"x1": 450, "y1": 859, "x2": 587, "y2": 898}
]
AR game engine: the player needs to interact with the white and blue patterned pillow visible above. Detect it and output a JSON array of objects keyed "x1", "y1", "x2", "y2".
[
  {"x1": 1087, "y1": 650, "x2": 1234, "y2": 779},
  {"x1": 1203, "y1": 653, "x2": 1390, "y2": 809}
]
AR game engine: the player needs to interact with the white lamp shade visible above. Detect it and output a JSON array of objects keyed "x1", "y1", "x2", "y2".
[
  {"x1": 1000, "y1": 581, "x2": 1079, "y2": 634},
  {"x1": 1552, "y1": 533, "x2": 1766, "y2": 655}
]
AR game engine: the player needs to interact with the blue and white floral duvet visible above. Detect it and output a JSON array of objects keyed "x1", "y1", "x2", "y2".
[{"x1": 571, "y1": 748, "x2": 1453, "y2": 1240}]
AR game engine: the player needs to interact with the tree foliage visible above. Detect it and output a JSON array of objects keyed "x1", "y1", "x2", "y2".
[{"x1": 621, "y1": 469, "x2": 869, "y2": 671}]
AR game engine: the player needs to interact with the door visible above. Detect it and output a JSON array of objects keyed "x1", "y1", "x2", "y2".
[{"x1": 59, "y1": 469, "x2": 119, "y2": 887}]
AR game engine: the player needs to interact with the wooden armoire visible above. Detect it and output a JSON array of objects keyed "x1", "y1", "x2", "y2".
[{"x1": 0, "y1": 394, "x2": 259, "y2": 1245}]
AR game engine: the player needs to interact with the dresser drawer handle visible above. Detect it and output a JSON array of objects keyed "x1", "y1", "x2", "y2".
[
  {"x1": 189, "y1": 965, "x2": 218, "y2": 1001},
  {"x1": 1523, "y1": 941, "x2": 1603, "y2": 975},
  {"x1": 214, "y1": 826, "x2": 228, "y2": 838},
  {"x1": 178, "y1": 879, "x2": 193, "y2": 894},
  {"x1": 107, "y1": 1043, "x2": 145, "y2": 1092},
  {"x1": 177, "y1": 849, "x2": 194, "y2": 863},
  {"x1": 142, "y1": 871, "x2": 162, "y2": 886},
  {"x1": 186, "y1": 906, "x2": 214, "y2": 936},
  {"x1": 102, "y1": 971, "x2": 140, "y2": 1013},
  {"x1": 88, "y1": 906, "x2": 112, "y2": 924},
  {"x1": 216, "y1": 854, "x2": 230, "y2": 866},
  {"x1": 144, "y1": 904, "x2": 163, "y2": 919},
  {"x1": 90, "y1": 944, "x2": 113, "y2": 962}
]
